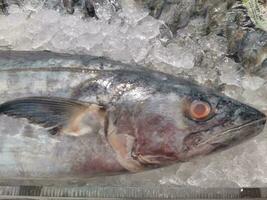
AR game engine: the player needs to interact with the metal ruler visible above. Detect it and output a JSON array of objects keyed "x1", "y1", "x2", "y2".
[{"x1": 0, "y1": 185, "x2": 267, "y2": 200}]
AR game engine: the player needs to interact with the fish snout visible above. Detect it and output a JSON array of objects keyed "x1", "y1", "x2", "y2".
[
  {"x1": 232, "y1": 105, "x2": 266, "y2": 140},
  {"x1": 238, "y1": 105, "x2": 266, "y2": 124},
  {"x1": 238, "y1": 105, "x2": 266, "y2": 127}
]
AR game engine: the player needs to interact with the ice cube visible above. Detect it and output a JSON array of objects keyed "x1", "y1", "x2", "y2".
[
  {"x1": 150, "y1": 41, "x2": 195, "y2": 69},
  {"x1": 219, "y1": 58, "x2": 242, "y2": 86},
  {"x1": 241, "y1": 75, "x2": 265, "y2": 90}
]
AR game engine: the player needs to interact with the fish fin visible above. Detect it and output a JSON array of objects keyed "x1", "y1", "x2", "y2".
[{"x1": 0, "y1": 97, "x2": 105, "y2": 135}]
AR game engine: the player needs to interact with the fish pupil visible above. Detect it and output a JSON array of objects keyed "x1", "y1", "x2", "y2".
[
  {"x1": 190, "y1": 101, "x2": 211, "y2": 119},
  {"x1": 194, "y1": 104, "x2": 206, "y2": 116}
]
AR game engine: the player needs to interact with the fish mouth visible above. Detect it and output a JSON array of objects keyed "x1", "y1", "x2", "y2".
[
  {"x1": 210, "y1": 116, "x2": 266, "y2": 149},
  {"x1": 182, "y1": 115, "x2": 266, "y2": 158}
]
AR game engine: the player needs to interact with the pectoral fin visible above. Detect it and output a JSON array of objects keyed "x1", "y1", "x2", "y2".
[{"x1": 0, "y1": 97, "x2": 106, "y2": 136}]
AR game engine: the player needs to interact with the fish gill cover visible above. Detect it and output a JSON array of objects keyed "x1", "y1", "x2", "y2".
[{"x1": 0, "y1": 0, "x2": 266, "y2": 187}]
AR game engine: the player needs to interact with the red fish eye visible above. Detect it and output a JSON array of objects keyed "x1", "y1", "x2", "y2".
[{"x1": 189, "y1": 100, "x2": 211, "y2": 120}]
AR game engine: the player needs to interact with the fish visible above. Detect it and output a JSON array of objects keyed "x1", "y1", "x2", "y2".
[{"x1": 0, "y1": 50, "x2": 265, "y2": 183}]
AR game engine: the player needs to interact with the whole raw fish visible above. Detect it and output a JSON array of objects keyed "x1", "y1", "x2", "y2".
[{"x1": 0, "y1": 50, "x2": 265, "y2": 183}]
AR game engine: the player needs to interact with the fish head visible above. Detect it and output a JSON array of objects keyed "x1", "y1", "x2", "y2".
[
  {"x1": 109, "y1": 83, "x2": 266, "y2": 170},
  {"x1": 176, "y1": 88, "x2": 267, "y2": 160}
]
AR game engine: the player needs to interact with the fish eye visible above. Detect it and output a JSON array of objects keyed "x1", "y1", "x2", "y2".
[{"x1": 188, "y1": 100, "x2": 212, "y2": 121}]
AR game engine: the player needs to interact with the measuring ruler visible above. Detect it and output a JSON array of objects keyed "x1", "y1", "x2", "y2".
[{"x1": 0, "y1": 185, "x2": 267, "y2": 199}]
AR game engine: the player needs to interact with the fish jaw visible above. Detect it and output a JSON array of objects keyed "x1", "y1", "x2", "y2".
[
  {"x1": 207, "y1": 110, "x2": 266, "y2": 149},
  {"x1": 181, "y1": 103, "x2": 266, "y2": 159}
]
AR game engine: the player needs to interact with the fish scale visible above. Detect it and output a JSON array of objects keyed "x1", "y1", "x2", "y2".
[
  {"x1": 0, "y1": 50, "x2": 137, "y2": 71},
  {"x1": 0, "y1": 70, "x2": 94, "y2": 102}
]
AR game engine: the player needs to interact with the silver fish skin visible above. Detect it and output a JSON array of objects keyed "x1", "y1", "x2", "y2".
[{"x1": 0, "y1": 50, "x2": 265, "y2": 183}]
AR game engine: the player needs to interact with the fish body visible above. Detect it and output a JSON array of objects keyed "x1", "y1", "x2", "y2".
[{"x1": 0, "y1": 50, "x2": 265, "y2": 183}]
